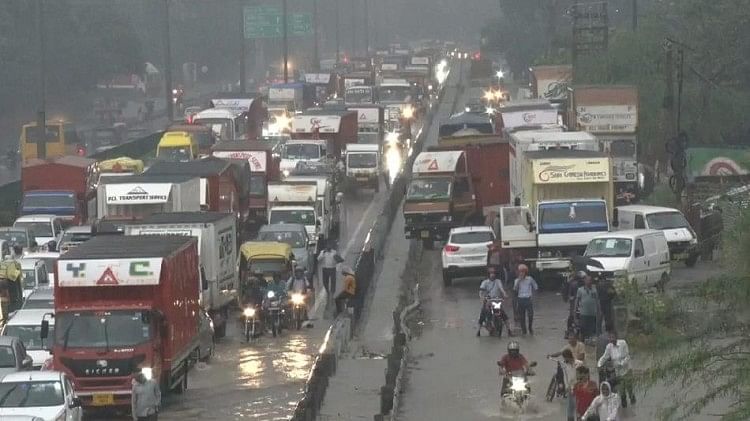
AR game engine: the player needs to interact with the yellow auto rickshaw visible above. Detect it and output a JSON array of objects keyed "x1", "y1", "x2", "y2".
[
  {"x1": 156, "y1": 131, "x2": 198, "y2": 162},
  {"x1": 239, "y1": 241, "x2": 295, "y2": 295},
  {"x1": 98, "y1": 157, "x2": 144, "y2": 176}
]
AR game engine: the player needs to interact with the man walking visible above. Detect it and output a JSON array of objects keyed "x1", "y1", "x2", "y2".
[
  {"x1": 317, "y1": 241, "x2": 343, "y2": 299},
  {"x1": 513, "y1": 264, "x2": 538, "y2": 335},
  {"x1": 575, "y1": 275, "x2": 601, "y2": 342},
  {"x1": 131, "y1": 370, "x2": 161, "y2": 421}
]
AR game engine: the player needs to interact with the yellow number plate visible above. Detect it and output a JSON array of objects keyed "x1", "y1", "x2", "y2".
[
  {"x1": 92, "y1": 393, "x2": 114, "y2": 406},
  {"x1": 420, "y1": 230, "x2": 430, "y2": 239}
]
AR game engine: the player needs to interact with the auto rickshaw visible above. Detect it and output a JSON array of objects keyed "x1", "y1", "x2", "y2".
[
  {"x1": 156, "y1": 131, "x2": 198, "y2": 162},
  {"x1": 98, "y1": 157, "x2": 144, "y2": 177}
]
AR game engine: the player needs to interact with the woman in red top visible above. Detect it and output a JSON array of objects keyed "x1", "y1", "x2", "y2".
[{"x1": 573, "y1": 366, "x2": 599, "y2": 419}]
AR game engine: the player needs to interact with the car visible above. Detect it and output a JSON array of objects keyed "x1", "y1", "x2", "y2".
[
  {"x1": 0, "y1": 336, "x2": 34, "y2": 378},
  {"x1": 0, "y1": 227, "x2": 35, "y2": 252},
  {"x1": 22, "y1": 252, "x2": 60, "y2": 284},
  {"x1": 13, "y1": 215, "x2": 64, "y2": 251},
  {"x1": 2, "y1": 309, "x2": 54, "y2": 369},
  {"x1": 0, "y1": 370, "x2": 82, "y2": 421},
  {"x1": 257, "y1": 224, "x2": 314, "y2": 276},
  {"x1": 441, "y1": 226, "x2": 496, "y2": 286},
  {"x1": 197, "y1": 309, "x2": 215, "y2": 362},
  {"x1": 22, "y1": 288, "x2": 54, "y2": 311},
  {"x1": 19, "y1": 258, "x2": 51, "y2": 299},
  {"x1": 58, "y1": 225, "x2": 93, "y2": 253}
]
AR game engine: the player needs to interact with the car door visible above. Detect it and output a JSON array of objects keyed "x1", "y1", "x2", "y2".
[
  {"x1": 642, "y1": 234, "x2": 660, "y2": 285},
  {"x1": 500, "y1": 206, "x2": 536, "y2": 248},
  {"x1": 64, "y1": 375, "x2": 82, "y2": 420},
  {"x1": 631, "y1": 238, "x2": 647, "y2": 286}
]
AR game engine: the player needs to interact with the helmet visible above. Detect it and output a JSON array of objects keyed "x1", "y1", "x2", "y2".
[
  {"x1": 507, "y1": 341, "x2": 520, "y2": 357},
  {"x1": 575, "y1": 271, "x2": 587, "y2": 279},
  {"x1": 295, "y1": 266, "x2": 305, "y2": 274}
]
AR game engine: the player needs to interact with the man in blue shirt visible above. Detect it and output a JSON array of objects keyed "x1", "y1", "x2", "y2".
[
  {"x1": 477, "y1": 268, "x2": 508, "y2": 336},
  {"x1": 513, "y1": 264, "x2": 538, "y2": 335}
]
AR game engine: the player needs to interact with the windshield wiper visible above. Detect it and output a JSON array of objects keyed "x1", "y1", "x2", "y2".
[
  {"x1": 103, "y1": 318, "x2": 110, "y2": 353},
  {"x1": 62, "y1": 318, "x2": 78, "y2": 351}
]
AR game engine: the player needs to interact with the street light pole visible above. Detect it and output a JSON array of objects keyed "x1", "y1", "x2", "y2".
[
  {"x1": 282, "y1": 0, "x2": 289, "y2": 82},
  {"x1": 351, "y1": 0, "x2": 357, "y2": 56},
  {"x1": 335, "y1": 0, "x2": 340, "y2": 64},
  {"x1": 363, "y1": 0, "x2": 369, "y2": 54},
  {"x1": 162, "y1": 0, "x2": 174, "y2": 121},
  {"x1": 239, "y1": 0, "x2": 246, "y2": 93},
  {"x1": 632, "y1": 0, "x2": 638, "y2": 30},
  {"x1": 313, "y1": 0, "x2": 320, "y2": 70},
  {"x1": 36, "y1": 0, "x2": 47, "y2": 159}
]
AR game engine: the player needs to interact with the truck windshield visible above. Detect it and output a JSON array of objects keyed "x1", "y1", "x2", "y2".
[
  {"x1": 406, "y1": 178, "x2": 452, "y2": 201},
  {"x1": 194, "y1": 118, "x2": 231, "y2": 141},
  {"x1": 348, "y1": 153, "x2": 378, "y2": 169},
  {"x1": 250, "y1": 174, "x2": 266, "y2": 196},
  {"x1": 14, "y1": 222, "x2": 53, "y2": 238},
  {"x1": 284, "y1": 144, "x2": 321, "y2": 160},
  {"x1": 585, "y1": 238, "x2": 633, "y2": 258},
  {"x1": 21, "y1": 270, "x2": 37, "y2": 289},
  {"x1": 646, "y1": 212, "x2": 690, "y2": 230},
  {"x1": 22, "y1": 193, "x2": 76, "y2": 210},
  {"x1": 0, "y1": 231, "x2": 29, "y2": 247},
  {"x1": 269, "y1": 209, "x2": 316, "y2": 225},
  {"x1": 345, "y1": 89, "x2": 373, "y2": 104},
  {"x1": 159, "y1": 146, "x2": 192, "y2": 162},
  {"x1": 379, "y1": 87, "x2": 412, "y2": 102},
  {"x1": 5, "y1": 325, "x2": 54, "y2": 350},
  {"x1": 538, "y1": 202, "x2": 608, "y2": 234},
  {"x1": 55, "y1": 310, "x2": 151, "y2": 349}
]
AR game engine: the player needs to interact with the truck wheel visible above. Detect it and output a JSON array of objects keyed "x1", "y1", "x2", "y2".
[
  {"x1": 174, "y1": 363, "x2": 188, "y2": 394},
  {"x1": 422, "y1": 239, "x2": 433, "y2": 250},
  {"x1": 685, "y1": 254, "x2": 698, "y2": 267},
  {"x1": 442, "y1": 270, "x2": 452, "y2": 287}
]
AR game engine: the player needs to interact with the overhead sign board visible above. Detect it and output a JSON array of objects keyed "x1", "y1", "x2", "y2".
[
  {"x1": 105, "y1": 183, "x2": 172, "y2": 204},
  {"x1": 576, "y1": 105, "x2": 637, "y2": 133},
  {"x1": 58, "y1": 258, "x2": 163, "y2": 287},
  {"x1": 501, "y1": 109, "x2": 559, "y2": 130},
  {"x1": 532, "y1": 158, "x2": 610, "y2": 184},
  {"x1": 293, "y1": 115, "x2": 342, "y2": 133},
  {"x1": 243, "y1": 7, "x2": 311, "y2": 38},
  {"x1": 212, "y1": 150, "x2": 267, "y2": 172},
  {"x1": 304, "y1": 73, "x2": 331, "y2": 84}
]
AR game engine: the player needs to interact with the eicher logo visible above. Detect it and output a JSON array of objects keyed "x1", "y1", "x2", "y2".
[
  {"x1": 129, "y1": 260, "x2": 153, "y2": 276},
  {"x1": 522, "y1": 112, "x2": 537, "y2": 123}
]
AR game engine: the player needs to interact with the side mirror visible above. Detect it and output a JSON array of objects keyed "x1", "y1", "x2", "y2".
[
  {"x1": 70, "y1": 397, "x2": 83, "y2": 408},
  {"x1": 336, "y1": 192, "x2": 344, "y2": 203},
  {"x1": 612, "y1": 208, "x2": 619, "y2": 227},
  {"x1": 40, "y1": 320, "x2": 49, "y2": 339},
  {"x1": 47, "y1": 241, "x2": 57, "y2": 252},
  {"x1": 200, "y1": 266, "x2": 208, "y2": 291},
  {"x1": 315, "y1": 220, "x2": 321, "y2": 227},
  {"x1": 21, "y1": 355, "x2": 33, "y2": 369}
]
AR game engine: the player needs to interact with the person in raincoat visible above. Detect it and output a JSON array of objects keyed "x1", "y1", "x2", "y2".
[
  {"x1": 0, "y1": 251, "x2": 22, "y2": 324},
  {"x1": 582, "y1": 381, "x2": 621, "y2": 421}
]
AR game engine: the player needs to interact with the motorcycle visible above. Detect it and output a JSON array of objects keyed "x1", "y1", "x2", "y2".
[
  {"x1": 545, "y1": 357, "x2": 567, "y2": 402},
  {"x1": 242, "y1": 305, "x2": 260, "y2": 343},
  {"x1": 265, "y1": 291, "x2": 285, "y2": 337},
  {"x1": 501, "y1": 361, "x2": 537, "y2": 411},
  {"x1": 290, "y1": 292, "x2": 306, "y2": 330},
  {"x1": 481, "y1": 298, "x2": 509, "y2": 338}
]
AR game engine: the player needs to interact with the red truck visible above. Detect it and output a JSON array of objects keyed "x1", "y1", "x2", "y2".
[
  {"x1": 48, "y1": 235, "x2": 201, "y2": 407},
  {"x1": 290, "y1": 109, "x2": 358, "y2": 158},
  {"x1": 20, "y1": 156, "x2": 98, "y2": 225},
  {"x1": 211, "y1": 142, "x2": 281, "y2": 230}
]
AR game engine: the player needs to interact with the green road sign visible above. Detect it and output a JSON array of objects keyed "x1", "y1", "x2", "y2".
[
  {"x1": 290, "y1": 13, "x2": 312, "y2": 36},
  {"x1": 244, "y1": 6, "x2": 282, "y2": 39}
]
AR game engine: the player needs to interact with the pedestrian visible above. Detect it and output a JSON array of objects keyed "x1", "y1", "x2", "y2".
[
  {"x1": 597, "y1": 331, "x2": 635, "y2": 408},
  {"x1": 560, "y1": 349, "x2": 584, "y2": 421},
  {"x1": 335, "y1": 266, "x2": 356, "y2": 315},
  {"x1": 598, "y1": 278, "x2": 616, "y2": 334},
  {"x1": 131, "y1": 370, "x2": 161, "y2": 421},
  {"x1": 512, "y1": 264, "x2": 538, "y2": 335},
  {"x1": 548, "y1": 335, "x2": 586, "y2": 362},
  {"x1": 317, "y1": 241, "x2": 343, "y2": 299},
  {"x1": 574, "y1": 365, "x2": 599, "y2": 421},
  {"x1": 575, "y1": 275, "x2": 600, "y2": 342},
  {"x1": 582, "y1": 381, "x2": 621, "y2": 421}
]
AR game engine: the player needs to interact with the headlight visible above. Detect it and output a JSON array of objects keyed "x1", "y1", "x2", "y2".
[
  {"x1": 440, "y1": 215, "x2": 452, "y2": 222},
  {"x1": 690, "y1": 237, "x2": 698, "y2": 245},
  {"x1": 140, "y1": 367, "x2": 153, "y2": 380},
  {"x1": 291, "y1": 293, "x2": 305, "y2": 305},
  {"x1": 267, "y1": 291, "x2": 275, "y2": 298},
  {"x1": 243, "y1": 307, "x2": 256, "y2": 317},
  {"x1": 282, "y1": 169, "x2": 290, "y2": 177},
  {"x1": 491, "y1": 302, "x2": 502, "y2": 309}
]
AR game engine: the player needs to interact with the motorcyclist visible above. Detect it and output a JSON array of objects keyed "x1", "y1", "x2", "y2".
[
  {"x1": 287, "y1": 267, "x2": 312, "y2": 320},
  {"x1": 477, "y1": 268, "x2": 510, "y2": 337},
  {"x1": 241, "y1": 272, "x2": 266, "y2": 326},
  {"x1": 497, "y1": 341, "x2": 529, "y2": 395}
]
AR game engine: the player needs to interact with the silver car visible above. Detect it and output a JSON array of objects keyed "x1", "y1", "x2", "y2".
[
  {"x1": 257, "y1": 224, "x2": 313, "y2": 276},
  {"x1": 0, "y1": 336, "x2": 34, "y2": 378}
]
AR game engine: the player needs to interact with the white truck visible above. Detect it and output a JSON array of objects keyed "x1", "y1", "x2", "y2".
[
  {"x1": 267, "y1": 183, "x2": 323, "y2": 246},
  {"x1": 125, "y1": 211, "x2": 238, "y2": 338},
  {"x1": 279, "y1": 139, "x2": 331, "y2": 178},
  {"x1": 348, "y1": 105, "x2": 385, "y2": 145},
  {"x1": 282, "y1": 175, "x2": 341, "y2": 242},
  {"x1": 96, "y1": 174, "x2": 201, "y2": 224},
  {"x1": 345, "y1": 144, "x2": 380, "y2": 192}
]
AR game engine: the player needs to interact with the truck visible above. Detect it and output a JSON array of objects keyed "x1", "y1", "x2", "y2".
[
  {"x1": 96, "y1": 174, "x2": 200, "y2": 228},
  {"x1": 567, "y1": 85, "x2": 639, "y2": 204},
  {"x1": 267, "y1": 182, "x2": 323, "y2": 246},
  {"x1": 50, "y1": 235, "x2": 200, "y2": 406},
  {"x1": 282, "y1": 173, "x2": 341, "y2": 244},
  {"x1": 345, "y1": 144, "x2": 381, "y2": 192},
  {"x1": 345, "y1": 85, "x2": 376, "y2": 105},
  {"x1": 193, "y1": 96, "x2": 266, "y2": 141},
  {"x1": 290, "y1": 109, "x2": 358, "y2": 158},
  {"x1": 499, "y1": 150, "x2": 613, "y2": 283},
  {"x1": 530, "y1": 65, "x2": 572, "y2": 107},
  {"x1": 20, "y1": 156, "x2": 98, "y2": 225},
  {"x1": 497, "y1": 100, "x2": 561, "y2": 133},
  {"x1": 125, "y1": 212, "x2": 238, "y2": 338},
  {"x1": 211, "y1": 142, "x2": 280, "y2": 229},
  {"x1": 269, "y1": 83, "x2": 315, "y2": 111},
  {"x1": 347, "y1": 105, "x2": 385, "y2": 145}
]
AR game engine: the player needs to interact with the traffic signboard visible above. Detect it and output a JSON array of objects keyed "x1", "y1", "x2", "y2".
[
  {"x1": 243, "y1": 6, "x2": 282, "y2": 39},
  {"x1": 290, "y1": 13, "x2": 312, "y2": 36}
]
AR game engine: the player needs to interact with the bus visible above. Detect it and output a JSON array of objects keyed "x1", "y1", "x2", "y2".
[{"x1": 21, "y1": 121, "x2": 84, "y2": 162}]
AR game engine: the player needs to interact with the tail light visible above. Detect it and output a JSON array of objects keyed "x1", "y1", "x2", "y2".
[{"x1": 444, "y1": 245, "x2": 460, "y2": 253}]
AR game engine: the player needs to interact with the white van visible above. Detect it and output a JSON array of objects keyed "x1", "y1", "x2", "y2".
[
  {"x1": 613, "y1": 205, "x2": 699, "y2": 266},
  {"x1": 584, "y1": 230, "x2": 671, "y2": 289}
]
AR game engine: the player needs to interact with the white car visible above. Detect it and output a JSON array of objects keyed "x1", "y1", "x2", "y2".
[
  {"x1": 441, "y1": 226, "x2": 495, "y2": 286},
  {"x1": 22, "y1": 252, "x2": 60, "y2": 285},
  {"x1": 19, "y1": 258, "x2": 51, "y2": 299},
  {"x1": 13, "y1": 215, "x2": 64, "y2": 251},
  {"x1": 0, "y1": 371, "x2": 82, "y2": 421},
  {"x1": 2, "y1": 309, "x2": 55, "y2": 369}
]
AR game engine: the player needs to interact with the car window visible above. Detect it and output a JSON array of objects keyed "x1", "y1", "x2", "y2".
[
  {"x1": 634, "y1": 214, "x2": 645, "y2": 229},
  {"x1": 0, "y1": 381, "x2": 65, "y2": 407},
  {"x1": 450, "y1": 231, "x2": 494, "y2": 244},
  {"x1": 0, "y1": 345, "x2": 15, "y2": 367},
  {"x1": 634, "y1": 239, "x2": 644, "y2": 257}
]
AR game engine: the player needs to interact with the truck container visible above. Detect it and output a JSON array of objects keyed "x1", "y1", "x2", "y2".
[
  {"x1": 269, "y1": 83, "x2": 316, "y2": 111},
  {"x1": 567, "y1": 85, "x2": 639, "y2": 204},
  {"x1": 211, "y1": 142, "x2": 279, "y2": 230},
  {"x1": 145, "y1": 157, "x2": 243, "y2": 218},
  {"x1": 291, "y1": 109, "x2": 358, "y2": 157},
  {"x1": 51, "y1": 235, "x2": 200, "y2": 406},
  {"x1": 530, "y1": 65, "x2": 572, "y2": 106},
  {"x1": 267, "y1": 182, "x2": 322, "y2": 245},
  {"x1": 96, "y1": 174, "x2": 200, "y2": 227},
  {"x1": 497, "y1": 100, "x2": 561, "y2": 133},
  {"x1": 20, "y1": 156, "x2": 97, "y2": 225},
  {"x1": 347, "y1": 105, "x2": 385, "y2": 145},
  {"x1": 125, "y1": 212, "x2": 238, "y2": 338},
  {"x1": 303, "y1": 72, "x2": 338, "y2": 103}
]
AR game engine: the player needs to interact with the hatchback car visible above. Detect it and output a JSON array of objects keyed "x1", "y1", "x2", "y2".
[
  {"x1": 257, "y1": 224, "x2": 314, "y2": 275},
  {"x1": 0, "y1": 371, "x2": 82, "y2": 421},
  {"x1": 58, "y1": 226, "x2": 93, "y2": 254},
  {"x1": 2, "y1": 309, "x2": 55, "y2": 369},
  {"x1": 440, "y1": 226, "x2": 495, "y2": 286},
  {"x1": 0, "y1": 336, "x2": 34, "y2": 378}
]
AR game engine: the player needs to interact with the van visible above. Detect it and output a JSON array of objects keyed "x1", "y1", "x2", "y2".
[
  {"x1": 583, "y1": 230, "x2": 671, "y2": 290},
  {"x1": 613, "y1": 205, "x2": 699, "y2": 266},
  {"x1": 156, "y1": 131, "x2": 198, "y2": 162}
]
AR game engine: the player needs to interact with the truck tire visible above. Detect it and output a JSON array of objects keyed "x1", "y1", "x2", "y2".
[
  {"x1": 442, "y1": 270, "x2": 452, "y2": 287},
  {"x1": 174, "y1": 362, "x2": 188, "y2": 394}
]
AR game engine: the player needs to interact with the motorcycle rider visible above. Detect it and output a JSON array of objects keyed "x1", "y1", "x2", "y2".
[
  {"x1": 241, "y1": 272, "x2": 267, "y2": 329},
  {"x1": 477, "y1": 268, "x2": 510, "y2": 337},
  {"x1": 497, "y1": 341, "x2": 530, "y2": 395},
  {"x1": 263, "y1": 275, "x2": 289, "y2": 330},
  {"x1": 287, "y1": 267, "x2": 312, "y2": 321}
]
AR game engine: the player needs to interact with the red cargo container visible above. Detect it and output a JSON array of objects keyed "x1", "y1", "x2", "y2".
[
  {"x1": 51, "y1": 235, "x2": 200, "y2": 407},
  {"x1": 21, "y1": 156, "x2": 97, "y2": 224},
  {"x1": 291, "y1": 110, "x2": 358, "y2": 157}
]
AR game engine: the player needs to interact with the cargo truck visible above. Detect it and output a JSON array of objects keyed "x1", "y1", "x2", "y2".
[
  {"x1": 345, "y1": 144, "x2": 381, "y2": 191},
  {"x1": 530, "y1": 65, "x2": 572, "y2": 106},
  {"x1": 499, "y1": 150, "x2": 613, "y2": 283},
  {"x1": 20, "y1": 156, "x2": 98, "y2": 225},
  {"x1": 125, "y1": 212, "x2": 238, "y2": 338},
  {"x1": 567, "y1": 85, "x2": 639, "y2": 204},
  {"x1": 347, "y1": 105, "x2": 385, "y2": 145},
  {"x1": 49, "y1": 235, "x2": 201, "y2": 406},
  {"x1": 267, "y1": 182, "x2": 322, "y2": 246}
]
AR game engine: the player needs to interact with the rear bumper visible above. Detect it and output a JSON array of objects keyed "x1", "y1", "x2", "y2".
[
  {"x1": 443, "y1": 264, "x2": 488, "y2": 278},
  {"x1": 404, "y1": 223, "x2": 453, "y2": 241},
  {"x1": 668, "y1": 242, "x2": 699, "y2": 260}
]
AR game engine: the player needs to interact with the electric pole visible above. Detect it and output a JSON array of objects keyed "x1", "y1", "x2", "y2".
[
  {"x1": 282, "y1": 0, "x2": 289, "y2": 82},
  {"x1": 351, "y1": 0, "x2": 357, "y2": 56},
  {"x1": 313, "y1": 0, "x2": 320, "y2": 71},
  {"x1": 632, "y1": 0, "x2": 638, "y2": 30},
  {"x1": 335, "y1": 0, "x2": 340, "y2": 63},
  {"x1": 163, "y1": 0, "x2": 174, "y2": 121},
  {"x1": 239, "y1": 0, "x2": 246, "y2": 93},
  {"x1": 36, "y1": 0, "x2": 47, "y2": 159},
  {"x1": 363, "y1": 0, "x2": 369, "y2": 54}
]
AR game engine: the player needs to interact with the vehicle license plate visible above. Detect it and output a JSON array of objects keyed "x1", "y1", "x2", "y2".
[
  {"x1": 92, "y1": 393, "x2": 114, "y2": 406},
  {"x1": 420, "y1": 230, "x2": 430, "y2": 239}
]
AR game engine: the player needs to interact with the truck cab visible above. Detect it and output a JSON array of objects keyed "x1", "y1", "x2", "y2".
[
  {"x1": 279, "y1": 139, "x2": 330, "y2": 178},
  {"x1": 345, "y1": 144, "x2": 380, "y2": 191},
  {"x1": 283, "y1": 175, "x2": 341, "y2": 241},
  {"x1": 267, "y1": 183, "x2": 322, "y2": 245},
  {"x1": 403, "y1": 151, "x2": 476, "y2": 247}
]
